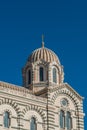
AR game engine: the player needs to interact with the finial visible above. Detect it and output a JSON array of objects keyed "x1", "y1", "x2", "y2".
[{"x1": 42, "y1": 34, "x2": 44, "y2": 48}]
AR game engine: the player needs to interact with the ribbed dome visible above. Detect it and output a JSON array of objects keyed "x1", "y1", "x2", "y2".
[{"x1": 28, "y1": 43, "x2": 60, "y2": 64}]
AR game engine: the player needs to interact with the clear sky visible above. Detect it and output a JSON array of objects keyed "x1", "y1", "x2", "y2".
[{"x1": 0, "y1": 0, "x2": 87, "y2": 129}]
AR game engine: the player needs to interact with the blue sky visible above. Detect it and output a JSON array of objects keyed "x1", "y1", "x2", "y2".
[{"x1": 0, "y1": 0, "x2": 87, "y2": 129}]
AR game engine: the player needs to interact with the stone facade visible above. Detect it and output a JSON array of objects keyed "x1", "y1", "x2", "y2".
[{"x1": 0, "y1": 42, "x2": 85, "y2": 130}]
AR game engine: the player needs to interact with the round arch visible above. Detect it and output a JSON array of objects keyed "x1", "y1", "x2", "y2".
[
  {"x1": 51, "y1": 89, "x2": 79, "y2": 111},
  {"x1": 0, "y1": 99, "x2": 19, "y2": 129},
  {"x1": 0, "y1": 98, "x2": 20, "y2": 116},
  {"x1": 22, "y1": 105, "x2": 46, "y2": 130}
]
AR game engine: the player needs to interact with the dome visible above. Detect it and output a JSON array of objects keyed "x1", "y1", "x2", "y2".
[{"x1": 28, "y1": 42, "x2": 60, "y2": 64}]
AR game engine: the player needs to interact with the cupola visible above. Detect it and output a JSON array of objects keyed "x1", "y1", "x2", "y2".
[
  {"x1": 28, "y1": 43, "x2": 60, "y2": 64},
  {"x1": 22, "y1": 38, "x2": 64, "y2": 93}
]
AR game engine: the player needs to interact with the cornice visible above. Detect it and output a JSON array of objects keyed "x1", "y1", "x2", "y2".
[
  {"x1": 0, "y1": 81, "x2": 32, "y2": 94},
  {"x1": 65, "y1": 83, "x2": 84, "y2": 100},
  {"x1": 0, "y1": 81, "x2": 83, "y2": 101},
  {"x1": 0, "y1": 81, "x2": 46, "y2": 102},
  {"x1": 48, "y1": 83, "x2": 84, "y2": 100}
]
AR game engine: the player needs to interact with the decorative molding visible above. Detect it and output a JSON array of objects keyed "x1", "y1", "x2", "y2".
[
  {"x1": 48, "y1": 83, "x2": 83, "y2": 100},
  {"x1": 22, "y1": 105, "x2": 47, "y2": 130},
  {"x1": 0, "y1": 81, "x2": 46, "y2": 102},
  {"x1": 22, "y1": 105, "x2": 46, "y2": 123},
  {"x1": 0, "y1": 81, "x2": 32, "y2": 94},
  {"x1": 51, "y1": 87, "x2": 80, "y2": 111},
  {"x1": 0, "y1": 98, "x2": 20, "y2": 116}
]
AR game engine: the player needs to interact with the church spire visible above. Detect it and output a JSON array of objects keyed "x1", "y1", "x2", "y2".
[{"x1": 42, "y1": 34, "x2": 44, "y2": 48}]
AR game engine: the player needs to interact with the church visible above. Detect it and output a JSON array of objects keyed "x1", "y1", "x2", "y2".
[{"x1": 0, "y1": 39, "x2": 84, "y2": 130}]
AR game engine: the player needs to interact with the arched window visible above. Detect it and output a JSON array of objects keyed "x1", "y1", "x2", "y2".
[
  {"x1": 4, "y1": 111, "x2": 10, "y2": 128},
  {"x1": 28, "y1": 69, "x2": 31, "y2": 84},
  {"x1": 60, "y1": 110, "x2": 65, "y2": 128},
  {"x1": 30, "y1": 117, "x2": 37, "y2": 130},
  {"x1": 66, "y1": 112, "x2": 72, "y2": 130},
  {"x1": 53, "y1": 68, "x2": 57, "y2": 83},
  {"x1": 39, "y1": 67, "x2": 44, "y2": 81}
]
